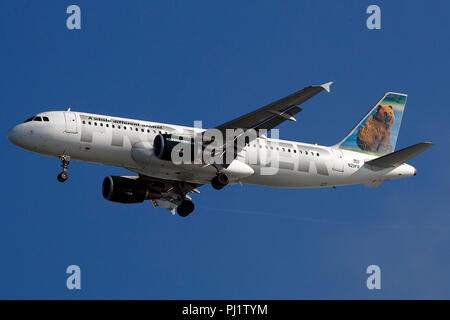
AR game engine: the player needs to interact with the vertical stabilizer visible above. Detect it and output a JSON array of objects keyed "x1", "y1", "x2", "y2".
[{"x1": 338, "y1": 93, "x2": 407, "y2": 155}]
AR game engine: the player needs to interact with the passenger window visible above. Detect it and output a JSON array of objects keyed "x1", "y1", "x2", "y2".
[
  {"x1": 106, "y1": 124, "x2": 109, "y2": 128},
  {"x1": 100, "y1": 123, "x2": 103, "y2": 126},
  {"x1": 82, "y1": 121, "x2": 86, "y2": 124}
]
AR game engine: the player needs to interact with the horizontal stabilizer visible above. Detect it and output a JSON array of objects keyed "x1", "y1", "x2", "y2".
[{"x1": 365, "y1": 142, "x2": 434, "y2": 168}]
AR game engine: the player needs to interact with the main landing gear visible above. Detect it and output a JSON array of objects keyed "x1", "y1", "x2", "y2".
[
  {"x1": 177, "y1": 199, "x2": 195, "y2": 217},
  {"x1": 211, "y1": 172, "x2": 229, "y2": 190},
  {"x1": 57, "y1": 155, "x2": 71, "y2": 183}
]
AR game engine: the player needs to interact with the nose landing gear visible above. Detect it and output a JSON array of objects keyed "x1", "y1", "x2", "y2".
[{"x1": 57, "y1": 155, "x2": 71, "y2": 183}]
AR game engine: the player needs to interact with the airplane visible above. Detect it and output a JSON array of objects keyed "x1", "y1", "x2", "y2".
[{"x1": 7, "y1": 82, "x2": 433, "y2": 217}]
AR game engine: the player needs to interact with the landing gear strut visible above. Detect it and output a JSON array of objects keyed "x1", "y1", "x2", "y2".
[
  {"x1": 211, "y1": 172, "x2": 229, "y2": 190},
  {"x1": 57, "y1": 155, "x2": 70, "y2": 183},
  {"x1": 177, "y1": 199, "x2": 195, "y2": 217}
]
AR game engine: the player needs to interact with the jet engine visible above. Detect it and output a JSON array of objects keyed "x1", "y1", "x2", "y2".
[
  {"x1": 153, "y1": 133, "x2": 198, "y2": 162},
  {"x1": 102, "y1": 176, "x2": 160, "y2": 204}
]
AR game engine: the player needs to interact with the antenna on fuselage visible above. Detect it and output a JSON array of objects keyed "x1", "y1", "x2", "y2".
[{"x1": 67, "y1": 107, "x2": 71, "y2": 112}]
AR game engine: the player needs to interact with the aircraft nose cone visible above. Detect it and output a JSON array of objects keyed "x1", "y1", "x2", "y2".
[
  {"x1": 7, "y1": 126, "x2": 20, "y2": 145},
  {"x1": 7, "y1": 124, "x2": 28, "y2": 148}
]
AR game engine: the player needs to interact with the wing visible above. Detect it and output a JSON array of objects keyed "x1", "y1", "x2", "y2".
[
  {"x1": 213, "y1": 81, "x2": 332, "y2": 134},
  {"x1": 204, "y1": 81, "x2": 332, "y2": 166},
  {"x1": 137, "y1": 175, "x2": 201, "y2": 214}
]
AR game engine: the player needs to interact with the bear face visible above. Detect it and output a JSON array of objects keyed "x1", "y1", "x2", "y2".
[
  {"x1": 373, "y1": 105, "x2": 394, "y2": 127},
  {"x1": 355, "y1": 104, "x2": 395, "y2": 154}
]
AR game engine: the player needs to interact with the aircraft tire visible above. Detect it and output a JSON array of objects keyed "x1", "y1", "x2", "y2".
[
  {"x1": 57, "y1": 171, "x2": 68, "y2": 183},
  {"x1": 177, "y1": 200, "x2": 195, "y2": 217},
  {"x1": 211, "y1": 173, "x2": 229, "y2": 190}
]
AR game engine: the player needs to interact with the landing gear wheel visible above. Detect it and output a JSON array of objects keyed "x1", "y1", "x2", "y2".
[
  {"x1": 57, "y1": 155, "x2": 71, "y2": 183},
  {"x1": 177, "y1": 200, "x2": 195, "y2": 217},
  {"x1": 211, "y1": 172, "x2": 229, "y2": 190},
  {"x1": 57, "y1": 171, "x2": 69, "y2": 183}
]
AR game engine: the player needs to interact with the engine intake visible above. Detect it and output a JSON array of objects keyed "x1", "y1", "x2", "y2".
[
  {"x1": 153, "y1": 133, "x2": 197, "y2": 162},
  {"x1": 102, "y1": 176, "x2": 159, "y2": 204}
]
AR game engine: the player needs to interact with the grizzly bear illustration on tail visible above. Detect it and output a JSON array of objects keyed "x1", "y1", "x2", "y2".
[{"x1": 356, "y1": 105, "x2": 395, "y2": 154}]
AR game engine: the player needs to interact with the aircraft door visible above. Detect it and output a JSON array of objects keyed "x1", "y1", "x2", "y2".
[
  {"x1": 331, "y1": 148, "x2": 344, "y2": 172},
  {"x1": 64, "y1": 112, "x2": 78, "y2": 134}
]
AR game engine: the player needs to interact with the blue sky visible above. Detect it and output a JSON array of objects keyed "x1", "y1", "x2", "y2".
[{"x1": 1, "y1": 1, "x2": 449, "y2": 299}]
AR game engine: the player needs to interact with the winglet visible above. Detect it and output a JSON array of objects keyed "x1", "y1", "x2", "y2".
[{"x1": 320, "y1": 81, "x2": 333, "y2": 93}]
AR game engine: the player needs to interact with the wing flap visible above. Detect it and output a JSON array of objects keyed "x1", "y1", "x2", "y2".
[{"x1": 254, "y1": 106, "x2": 302, "y2": 131}]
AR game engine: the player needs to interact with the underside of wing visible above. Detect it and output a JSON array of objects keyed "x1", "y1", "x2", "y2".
[{"x1": 117, "y1": 174, "x2": 202, "y2": 214}]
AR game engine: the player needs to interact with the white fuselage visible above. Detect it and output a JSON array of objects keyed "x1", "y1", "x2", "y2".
[{"x1": 7, "y1": 111, "x2": 416, "y2": 188}]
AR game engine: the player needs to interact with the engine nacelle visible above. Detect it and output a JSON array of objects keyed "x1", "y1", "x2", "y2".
[
  {"x1": 153, "y1": 133, "x2": 197, "y2": 162},
  {"x1": 102, "y1": 176, "x2": 159, "y2": 204}
]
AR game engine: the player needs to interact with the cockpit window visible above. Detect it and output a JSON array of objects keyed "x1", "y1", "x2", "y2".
[{"x1": 24, "y1": 115, "x2": 49, "y2": 122}]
